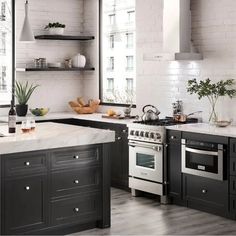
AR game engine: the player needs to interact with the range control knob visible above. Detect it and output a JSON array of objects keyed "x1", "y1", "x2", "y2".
[
  {"x1": 140, "y1": 131, "x2": 144, "y2": 137},
  {"x1": 130, "y1": 130, "x2": 135, "y2": 135},
  {"x1": 149, "y1": 132, "x2": 154, "y2": 139},
  {"x1": 145, "y1": 132, "x2": 149, "y2": 138},
  {"x1": 154, "y1": 133, "x2": 161, "y2": 139},
  {"x1": 135, "y1": 131, "x2": 139, "y2": 136}
]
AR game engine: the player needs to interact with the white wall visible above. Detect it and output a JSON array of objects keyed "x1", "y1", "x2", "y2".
[
  {"x1": 2, "y1": 0, "x2": 236, "y2": 121},
  {"x1": 135, "y1": 0, "x2": 236, "y2": 122},
  {"x1": 15, "y1": 0, "x2": 87, "y2": 112}
]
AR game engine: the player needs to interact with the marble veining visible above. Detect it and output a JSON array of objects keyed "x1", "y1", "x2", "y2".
[
  {"x1": 0, "y1": 112, "x2": 135, "y2": 125},
  {"x1": 0, "y1": 122, "x2": 115, "y2": 155},
  {"x1": 166, "y1": 123, "x2": 236, "y2": 138}
]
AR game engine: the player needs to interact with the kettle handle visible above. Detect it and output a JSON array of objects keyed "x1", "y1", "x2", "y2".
[{"x1": 142, "y1": 105, "x2": 160, "y2": 114}]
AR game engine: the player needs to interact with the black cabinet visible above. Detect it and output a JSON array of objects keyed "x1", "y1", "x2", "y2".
[
  {"x1": 51, "y1": 119, "x2": 129, "y2": 190},
  {"x1": 183, "y1": 174, "x2": 228, "y2": 217},
  {"x1": 1, "y1": 144, "x2": 111, "y2": 235},
  {"x1": 229, "y1": 138, "x2": 236, "y2": 217},
  {"x1": 168, "y1": 130, "x2": 231, "y2": 219},
  {"x1": 167, "y1": 130, "x2": 183, "y2": 203},
  {"x1": 3, "y1": 175, "x2": 48, "y2": 234}
]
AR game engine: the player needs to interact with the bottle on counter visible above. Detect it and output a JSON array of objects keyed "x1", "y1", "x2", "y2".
[{"x1": 8, "y1": 100, "x2": 16, "y2": 133}]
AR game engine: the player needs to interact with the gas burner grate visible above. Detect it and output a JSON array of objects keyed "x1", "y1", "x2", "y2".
[{"x1": 133, "y1": 117, "x2": 198, "y2": 126}]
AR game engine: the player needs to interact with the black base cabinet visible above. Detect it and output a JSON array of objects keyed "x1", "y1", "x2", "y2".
[
  {"x1": 167, "y1": 130, "x2": 233, "y2": 219},
  {"x1": 0, "y1": 144, "x2": 111, "y2": 235},
  {"x1": 49, "y1": 118, "x2": 129, "y2": 191}
]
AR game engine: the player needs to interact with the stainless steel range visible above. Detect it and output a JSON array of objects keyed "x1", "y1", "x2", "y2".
[{"x1": 127, "y1": 118, "x2": 198, "y2": 204}]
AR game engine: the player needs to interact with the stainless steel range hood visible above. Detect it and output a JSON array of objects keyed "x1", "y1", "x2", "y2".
[{"x1": 162, "y1": 0, "x2": 202, "y2": 61}]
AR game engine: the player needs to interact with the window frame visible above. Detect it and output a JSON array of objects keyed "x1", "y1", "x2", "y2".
[
  {"x1": 99, "y1": 0, "x2": 136, "y2": 107},
  {"x1": 0, "y1": 0, "x2": 14, "y2": 108}
]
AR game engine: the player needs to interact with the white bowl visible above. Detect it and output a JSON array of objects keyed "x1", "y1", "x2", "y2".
[{"x1": 49, "y1": 28, "x2": 64, "y2": 35}]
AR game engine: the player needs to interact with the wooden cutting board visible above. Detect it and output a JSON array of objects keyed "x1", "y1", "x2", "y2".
[{"x1": 102, "y1": 115, "x2": 136, "y2": 120}]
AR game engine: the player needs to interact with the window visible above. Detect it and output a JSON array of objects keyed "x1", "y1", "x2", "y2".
[
  {"x1": 127, "y1": 10, "x2": 135, "y2": 23},
  {"x1": 100, "y1": 0, "x2": 136, "y2": 105},
  {"x1": 0, "y1": 0, "x2": 13, "y2": 106},
  {"x1": 109, "y1": 34, "x2": 114, "y2": 49},
  {"x1": 107, "y1": 78, "x2": 114, "y2": 92},
  {"x1": 0, "y1": 1, "x2": 6, "y2": 21},
  {"x1": 126, "y1": 56, "x2": 134, "y2": 70},
  {"x1": 107, "y1": 56, "x2": 114, "y2": 70},
  {"x1": 126, "y1": 33, "x2": 133, "y2": 48},
  {"x1": 109, "y1": 14, "x2": 115, "y2": 25},
  {"x1": 0, "y1": 32, "x2": 6, "y2": 55},
  {"x1": 126, "y1": 78, "x2": 133, "y2": 92}
]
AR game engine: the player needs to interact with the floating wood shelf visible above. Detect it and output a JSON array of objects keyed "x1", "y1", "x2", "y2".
[
  {"x1": 34, "y1": 35, "x2": 95, "y2": 41},
  {"x1": 16, "y1": 67, "x2": 95, "y2": 72}
]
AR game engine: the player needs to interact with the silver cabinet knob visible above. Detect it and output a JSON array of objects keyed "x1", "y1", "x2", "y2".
[
  {"x1": 25, "y1": 161, "x2": 30, "y2": 166},
  {"x1": 74, "y1": 207, "x2": 79, "y2": 212},
  {"x1": 74, "y1": 155, "x2": 79, "y2": 159},
  {"x1": 202, "y1": 189, "x2": 207, "y2": 194},
  {"x1": 25, "y1": 186, "x2": 30, "y2": 191},
  {"x1": 170, "y1": 136, "x2": 176, "y2": 140},
  {"x1": 117, "y1": 137, "x2": 122, "y2": 140},
  {"x1": 74, "y1": 180, "x2": 79, "y2": 184}
]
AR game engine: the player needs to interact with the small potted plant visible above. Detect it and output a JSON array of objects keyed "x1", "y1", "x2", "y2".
[
  {"x1": 15, "y1": 81, "x2": 39, "y2": 117},
  {"x1": 45, "y1": 22, "x2": 66, "y2": 35},
  {"x1": 187, "y1": 78, "x2": 236, "y2": 123}
]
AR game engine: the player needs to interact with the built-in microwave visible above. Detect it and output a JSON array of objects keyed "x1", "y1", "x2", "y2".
[{"x1": 181, "y1": 139, "x2": 226, "y2": 181}]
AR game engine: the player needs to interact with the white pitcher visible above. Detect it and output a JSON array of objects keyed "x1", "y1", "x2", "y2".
[{"x1": 72, "y1": 54, "x2": 86, "y2": 68}]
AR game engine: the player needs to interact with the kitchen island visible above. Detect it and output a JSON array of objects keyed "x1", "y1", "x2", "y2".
[{"x1": 0, "y1": 122, "x2": 115, "y2": 235}]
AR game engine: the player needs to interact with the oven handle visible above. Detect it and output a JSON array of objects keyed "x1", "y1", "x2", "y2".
[
  {"x1": 128, "y1": 141, "x2": 162, "y2": 151},
  {"x1": 185, "y1": 147, "x2": 218, "y2": 156}
]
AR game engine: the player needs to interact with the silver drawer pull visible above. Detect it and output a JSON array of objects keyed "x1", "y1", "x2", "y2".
[
  {"x1": 202, "y1": 189, "x2": 207, "y2": 194},
  {"x1": 25, "y1": 186, "x2": 30, "y2": 191},
  {"x1": 74, "y1": 207, "x2": 79, "y2": 212},
  {"x1": 117, "y1": 137, "x2": 121, "y2": 140},
  {"x1": 74, "y1": 180, "x2": 79, "y2": 184},
  {"x1": 74, "y1": 155, "x2": 79, "y2": 159},
  {"x1": 24, "y1": 161, "x2": 30, "y2": 166},
  {"x1": 170, "y1": 136, "x2": 176, "y2": 140}
]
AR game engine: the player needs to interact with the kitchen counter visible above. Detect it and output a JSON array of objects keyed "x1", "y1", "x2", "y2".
[
  {"x1": 0, "y1": 112, "x2": 136, "y2": 125},
  {"x1": 166, "y1": 123, "x2": 236, "y2": 138},
  {"x1": 0, "y1": 122, "x2": 115, "y2": 154}
]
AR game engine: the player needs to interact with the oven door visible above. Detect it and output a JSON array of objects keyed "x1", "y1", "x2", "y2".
[
  {"x1": 129, "y1": 141, "x2": 163, "y2": 183},
  {"x1": 181, "y1": 139, "x2": 223, "y2": 181}
]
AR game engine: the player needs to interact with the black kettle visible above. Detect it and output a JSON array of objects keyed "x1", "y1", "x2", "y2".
[{"x1": 141, "y1": 105, "x2": 160, "y2": 121}]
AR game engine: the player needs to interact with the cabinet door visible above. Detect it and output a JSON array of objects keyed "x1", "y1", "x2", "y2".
[
  {"x1": 184, "y1": 174, "x2": 228, "y2": 216},
  {"x1": 230, "y1": 138, "x2": 236, "y2": 158},
  {"x1": 3, "y1": 175, "x2": 48, "y2": 234},
  {"x1": 167, "y1": 130, "x2": 182, "y2": 200}
]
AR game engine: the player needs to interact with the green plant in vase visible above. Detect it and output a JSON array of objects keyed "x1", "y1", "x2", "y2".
[
  {"x1": 187, "y1": 78, "x2": 236, "y2": 123},
  {"x1": 15, "y1": 80, "x2": 39, "y2": 117}
]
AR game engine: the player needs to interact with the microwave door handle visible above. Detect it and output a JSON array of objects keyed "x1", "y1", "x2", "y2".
[{"x1": 185, "y1": 147, "x2": 218, "y2": 156}]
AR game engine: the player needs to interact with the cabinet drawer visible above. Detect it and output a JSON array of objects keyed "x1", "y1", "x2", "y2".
[
  {"x1": 230, "y1": 195, "x2": 236, "y2": 214},
  {"x1": 51, "y1": 193, "x2": 101, "y2": 226},
  {"x1": 4, "y1": 175, "x2": 48, "y2": 234},
  {"x1": 230, "y1": 138, "x2": 236, "y2": 158},
  {"x1": 184, "y1": 174, "x2": 228, "y2": 213},
  {"x1": 3, "y1": 152, "x2": 47, "y2": 177},
  {"x1": 51, "y1": 146, "x2": 100, "y2": 169},
  {"x1": 230, "y1": 176, "x2": 236, "y2": 195},
  {"x1": 230, "y1": 158, "x2": 236, "y2": 176},
  {"x1": 51, "y1": 167, "x2": 101, "y2": 198}
]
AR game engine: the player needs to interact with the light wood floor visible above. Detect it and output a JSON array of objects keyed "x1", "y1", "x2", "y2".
[{"x1": 74, "y1": 188, "x2": 236, "y2": 235}]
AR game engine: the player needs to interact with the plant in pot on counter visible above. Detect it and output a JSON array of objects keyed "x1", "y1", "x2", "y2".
[
  {"x1": 187, "y1": 78, "x2": 236, "y2": 123},
  {"x1": 45, "y1": 22, "x2": 66, "y2": 35},
  {"x1": 15, "y1": 81, "x2": 39, "y2": 117}
]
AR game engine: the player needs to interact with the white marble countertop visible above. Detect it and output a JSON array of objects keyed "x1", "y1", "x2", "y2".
[
  {"x1": 166, "y1": 123, "x2": 236, "y2": 138},
  {"x1": 0, "y1": 112, "x2": 136, "y2": 125},
  {"x1": 0, "y1": 122, "x2": 115, "y2": 155}
]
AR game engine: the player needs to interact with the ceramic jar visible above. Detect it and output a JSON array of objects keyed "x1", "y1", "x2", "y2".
[{"x1": 72, "y1": 54, "x2": 86, "y2": 68}]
